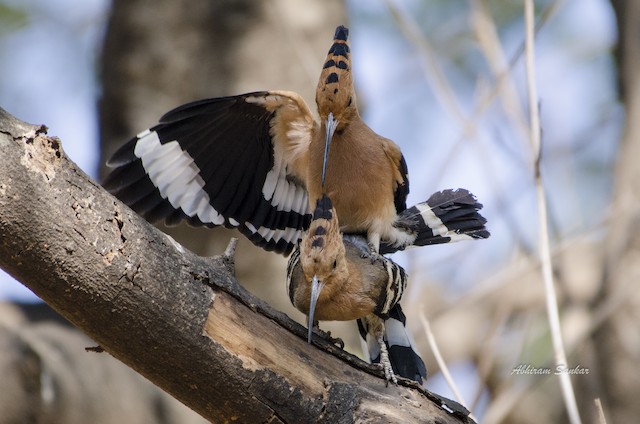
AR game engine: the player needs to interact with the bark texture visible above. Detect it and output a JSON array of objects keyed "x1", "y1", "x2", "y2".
[{"x1": 0, "y1": 109, "x2": 472, "y2": 423}]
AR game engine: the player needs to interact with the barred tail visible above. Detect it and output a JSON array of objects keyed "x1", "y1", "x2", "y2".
[
  {"x1": 381, "y1": 188, "x2": 490, "y2": 254},
  {"x1": 316, "y1": 25, "x2": 356, "y2": 121},
  {"x1": 358, "y1": 305, "x2": 427, "y2": 385}
]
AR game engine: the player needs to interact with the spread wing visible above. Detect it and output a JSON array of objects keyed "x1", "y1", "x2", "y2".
[{"x1": 103, "y1": 91, "x2": 318, "y2": 255}]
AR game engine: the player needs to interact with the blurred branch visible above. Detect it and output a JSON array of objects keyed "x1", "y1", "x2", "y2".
[
  {"x1": 470, "y1": 0, "x2": 530, "y2": 145},
  {"x1": 468, "y1": 0, "x2": 563, "y2": 137},
  {"x1": 594, "y1": 398, "x2": 608, "y2": 424},
  {"x1": 524, "y1": 1, "x2": 581, "y2": 423},
  {"x1": 469, "y1": 299, "x2": 509, "y2": 412},
  {"x1": 0, "y1": 108, "x2": 475, "y2": 424},
  {"x1": 595, "y1": 1, "x2": 640, "y2": 422},
  {"x1": 385, "y1": 0, "x2": 473, "y2": 137},
  {"x1": 385, "y1": 0, "x2": 564, "y2": 254}
]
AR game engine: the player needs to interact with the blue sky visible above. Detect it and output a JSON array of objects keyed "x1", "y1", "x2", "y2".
[{"x1": 0, "y1": 0, "x2": 106, "y2": 300}]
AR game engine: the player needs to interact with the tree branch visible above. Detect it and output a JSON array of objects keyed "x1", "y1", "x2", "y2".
[{"x1": 0, "y1": 107, "x2": 473, "y2": 423}]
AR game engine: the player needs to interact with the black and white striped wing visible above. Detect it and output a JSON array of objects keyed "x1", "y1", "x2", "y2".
[
  {"x1": 103, "y1": 91, "x2": 318, "y2": 255},
  {"x1": 372, "y1": 253, "x2": 407, "y2": 318}
]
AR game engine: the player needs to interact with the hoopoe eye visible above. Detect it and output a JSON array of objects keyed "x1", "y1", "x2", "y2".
[{"x1": 332, "y1": 259, "x2": 337, "y2": 269}]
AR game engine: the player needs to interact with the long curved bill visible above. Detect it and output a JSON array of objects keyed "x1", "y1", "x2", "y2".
[
  {"x1": 307, "y1": 275, "x2": 326, "y2": 344},
  {"x1": 321, "y1": 112, "x2": 339, "y2": 188}
]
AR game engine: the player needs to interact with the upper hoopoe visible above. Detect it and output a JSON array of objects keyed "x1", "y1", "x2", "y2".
[
  {"x1": 287, "y1": 189, "x2": 489, "y2": 384},
  {"x1": 308, "y1": 26, "x2": 410, "y2": 253},
  {"x1": 102, "y1": 25, "x2": 417, "y2": 255}
]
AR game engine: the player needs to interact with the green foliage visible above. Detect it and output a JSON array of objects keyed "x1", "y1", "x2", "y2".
[{"x1": 0, "y1": 2, "x2": 28, "y2": 36}]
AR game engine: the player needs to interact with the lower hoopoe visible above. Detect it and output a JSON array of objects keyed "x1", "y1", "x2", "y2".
[{"x1": 286, "y1": 189, "x2": 489, "y2": 384}]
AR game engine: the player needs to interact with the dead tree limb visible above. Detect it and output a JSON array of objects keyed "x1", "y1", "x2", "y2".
[{"x1": 0, "y1": 108, "x2": 473, "y2": 423}]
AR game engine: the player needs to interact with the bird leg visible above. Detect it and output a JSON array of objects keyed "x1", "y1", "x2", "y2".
[
  {"x1": 367, "y1": 231, "x2": 380, "y2": 253},
  {"x1": 371, "y1": 320, "x2": 397, "y2": 385},
  {"x1": 342, "y1": 234, "x2": 377, "y2": 260}
]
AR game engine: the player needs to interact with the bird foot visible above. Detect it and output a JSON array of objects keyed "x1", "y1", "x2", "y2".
[
  {"x1": 366, "y1": 242, "x2": 382, "y2": 264},
  {"x1": 376, "y1": 333, "x2": 398, "y2": 385},
  {"x1": 376, "y1": 353, "x2": 398, "y2": 386},
  {"x1": 375, "y1": 361, "x2": 398, "y2": 386},
  {"x1": 343, "y1": 234, "x2": 372, "y2": 259},
  {"x1": 312, "y1": 325, "x2": 345, "y2": 349},
  {"x1": 343, "y1": 235, "x2": 382, "y2": 263}
]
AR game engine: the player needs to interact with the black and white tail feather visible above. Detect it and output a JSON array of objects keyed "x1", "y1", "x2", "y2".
[
  {"x1": 358, "y1": 304, "x2": 427, "y2": 385},
  {"x1": 380, "y1": 188, "x2": 490, "y2": 254}
]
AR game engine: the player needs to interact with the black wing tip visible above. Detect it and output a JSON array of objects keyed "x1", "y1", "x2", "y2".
[
  {"x1": 393, "y1": 155, "x2": 410, "y2": 214},
  {"x1": 467, "y1": 229, "x2": 491, "y2": 239},
  {"x1": 105, "y1": 137, "x2": 139, "y2": 168},
  {"x1": 428, "y1": 188, "x2": 481, "y2": 207},
  {"x1": 239, "y1": 225, "x2": 296, "y2": 257}
]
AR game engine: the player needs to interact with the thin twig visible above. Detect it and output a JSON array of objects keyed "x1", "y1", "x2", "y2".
[
  {"x1": 482, "y1": 263, "x2": 630, "y2": 423},
  {"x1": 594, "y1": 398, "x2": 608, "y2": 424},
  {"x1": 418, "y1": 310, "x2": 477, "y2": 422},
  {"x1": 471, "y1": 0, "x2": 530, "y2": 145},
  {"x1": 469, "y1": 300, "x2": 509, "y2": 412},
  {"x1": 524, "y1": 2, "x2": 582, "y2": 424},
  {"x1": 223, "y1": 237, "x2": 238, "y2": 259},
  {"x1": 433, "y1": 0, "x2": 562, "y2": 185}
]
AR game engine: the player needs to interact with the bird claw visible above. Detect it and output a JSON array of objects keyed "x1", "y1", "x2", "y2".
[
  {"x1": 353, "y1": 241, "x2": 382, "y2": 263},
  {"x1": 311, "y1": 325, "x2": 345, "y2": 349},
  {"x1": 342, "y1": 235, "x2": 374, "y2": 260},
  {"x1": 376, "y1": 354, "x2": 398, "y2": 386},
  {"x1": 322, "y1": 331, "x2": 345, "y2": 349},
  {"x1": 366, "y1": 243, "x2": 382, "y2": 264}
]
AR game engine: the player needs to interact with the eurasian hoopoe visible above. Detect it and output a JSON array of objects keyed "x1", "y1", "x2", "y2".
[
  {"x1": 308, "y1": 26, "x2": 410, "y2": 254},
  {"x1": 286, "y1": 190, "x2": 489, "y2": 384},
  {"x1": 102, "y1": 25, "x2": 418, "y2": 255},
  {"x1": 286, "y1": 195, "x2": 420, "y2": 384}
]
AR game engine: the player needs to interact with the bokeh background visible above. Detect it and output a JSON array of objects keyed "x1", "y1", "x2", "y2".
[{"x1": 0, "y1": 0, "x2": 635, "y2": 423}]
